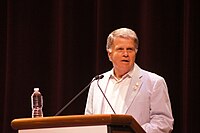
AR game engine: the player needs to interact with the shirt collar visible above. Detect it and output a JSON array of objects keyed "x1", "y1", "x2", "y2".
[{"x1": 109, "y1": 64, "x2": 135, "y2": 81}]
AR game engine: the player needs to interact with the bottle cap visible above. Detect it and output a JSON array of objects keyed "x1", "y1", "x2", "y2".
[{"x1": 34, "y1": 88, "x2": 39, "y2": 91}]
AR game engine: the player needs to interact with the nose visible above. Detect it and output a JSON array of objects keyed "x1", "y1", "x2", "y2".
[{"x1": 122, "y1": 50, "x2": 128, "y2": 57}]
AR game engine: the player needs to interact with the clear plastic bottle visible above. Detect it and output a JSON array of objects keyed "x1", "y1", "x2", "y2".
[{"x1": 31, "y1": 88, "x2": 43, "y2": 118}]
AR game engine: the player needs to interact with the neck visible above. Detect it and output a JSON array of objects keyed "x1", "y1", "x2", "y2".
[
  {"x1": 113, "y1": 65, "x2": 134, "y2": 80},
  {"x1": 114, "y1": 71, "x2": 128, "y2": 80}
]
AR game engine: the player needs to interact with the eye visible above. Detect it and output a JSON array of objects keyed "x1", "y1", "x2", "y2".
[
  {"x1": 116, "y1": 47, "x2": 124, "y2": 51},
  {"x1": 127, "y1": 48, "x2": 134, "y2": 52},
  {"x1": 127, "y1": 48, "x2": 133, "y2": 50}
]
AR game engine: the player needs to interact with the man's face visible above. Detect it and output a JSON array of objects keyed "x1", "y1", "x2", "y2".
[{"x1": 108, "y1": 37, "x2": 137, "y2": 78}]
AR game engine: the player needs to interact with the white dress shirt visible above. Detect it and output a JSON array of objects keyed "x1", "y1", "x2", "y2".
[{"x1": 102, "y1": 68, "x2": 135, "y2": 114}]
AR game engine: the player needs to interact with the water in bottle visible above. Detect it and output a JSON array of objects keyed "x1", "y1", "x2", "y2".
[{"x1": 31, "y1": 88, "x2": 43, "y2": 118}]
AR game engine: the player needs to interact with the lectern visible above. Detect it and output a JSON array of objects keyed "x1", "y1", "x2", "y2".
[{"x1": 11, "y1": 114, "x2": 146, "y2": 133}]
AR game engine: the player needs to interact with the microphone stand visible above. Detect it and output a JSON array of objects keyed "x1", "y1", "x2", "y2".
[
  {"x1": 55, "y1": 75, "x2": 102, "y2": 116},
  {"x1": 97, "y1": 78, "x2": 116, "y2": 114}
]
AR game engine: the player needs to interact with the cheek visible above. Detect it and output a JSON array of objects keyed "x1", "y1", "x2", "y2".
[
  {"x1": 108, "y1": 52, "x2": 124, "y2": 63},
  {"x1": 131, "y1": 53, "x2": 136, "y2": 60},
  {"x1": 111, "y1": 53, "x2": 120, "y2": 61}
]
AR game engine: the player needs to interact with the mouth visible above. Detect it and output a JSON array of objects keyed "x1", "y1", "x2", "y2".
[{"x1": 121, "y1": 60, "x2": 129, "y2": 62}]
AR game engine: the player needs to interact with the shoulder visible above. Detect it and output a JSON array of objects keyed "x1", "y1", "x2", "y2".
[
  {"x1": 134, "y1": 64, "x2": 164, "y2": 81},
  {"x1": 142, "y1": 69, "x2": 164, "y2": 80},
  {"x1": 138, "y1": 67, "x2": 166, "y2": 86},
  {"x1": 95, "y1": 69, "x2": 112, "y2": 80},
  {"x1": 139, "y1": 69, "x2": 169, "y2": 94},
  {"x1": 90, "y1": 70, "x2": 112, "y2": 85}
]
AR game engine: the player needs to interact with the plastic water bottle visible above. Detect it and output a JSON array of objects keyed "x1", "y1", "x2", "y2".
[{"x1": 31, "y1": 88, "x2": 43, "y2": 118}]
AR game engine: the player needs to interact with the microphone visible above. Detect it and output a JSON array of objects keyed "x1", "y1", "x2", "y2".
[
  {"x1": 97, "y1": 77, "x2": 116, "y2": 114},
  {"x1": 55, "y1": 75, "x2": 103, "y2": 116}
]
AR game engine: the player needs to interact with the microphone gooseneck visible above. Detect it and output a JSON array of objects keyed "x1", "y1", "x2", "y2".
[
  {"x1": 97, "y1": 78, "x2": 116, "y2": 114},
  {"x1": 55, "y1": 75, "x2": 103, "y2": 116}
]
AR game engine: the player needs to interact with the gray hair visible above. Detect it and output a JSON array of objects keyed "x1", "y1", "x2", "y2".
[{"x1": 106, "y1": 28, "x2": 139, "y2": 51}]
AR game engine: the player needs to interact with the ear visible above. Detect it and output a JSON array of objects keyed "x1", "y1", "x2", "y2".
[
  {"x1": 135, "y1": 48, "x2": 138, "y2": 54},
  {"x1": 107, "y1": 49, "x2": 112, "y2": 61}
]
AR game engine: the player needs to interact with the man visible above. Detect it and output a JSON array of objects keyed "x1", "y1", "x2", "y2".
[{"x1": 85, "y1": 28, "x2": 174, "y2": 132}]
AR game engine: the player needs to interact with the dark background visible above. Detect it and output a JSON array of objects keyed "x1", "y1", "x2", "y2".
[{"x1": 1, "y1": 0, "x2": 199, "y2": 133}]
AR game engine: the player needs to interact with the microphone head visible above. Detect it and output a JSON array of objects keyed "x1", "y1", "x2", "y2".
[
  {"x1": 94, "y1": 75, "x2": 104, "y2": 80},
  {"x1": 99, "y1": 75, "x2": 104, "y2": 79}
]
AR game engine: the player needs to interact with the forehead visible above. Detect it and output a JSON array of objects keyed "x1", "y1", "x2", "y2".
[{"x1": 113, "y1": 37, "x2": 135, "y2": 47}]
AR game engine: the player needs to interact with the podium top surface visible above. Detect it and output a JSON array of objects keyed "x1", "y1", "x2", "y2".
[{"x1": 11, "y1": 114, "x2": 145, "y2": 133}]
